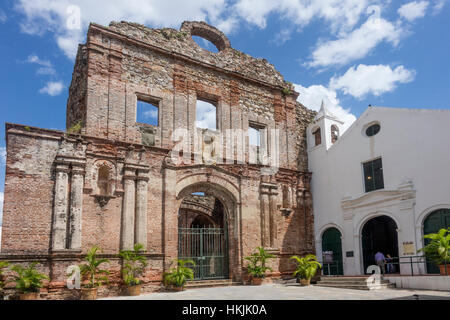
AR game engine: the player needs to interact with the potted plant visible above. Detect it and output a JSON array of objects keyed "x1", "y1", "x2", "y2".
[
  {"x1": 10, "y1": 262, "x2": 49, "y2": 300},
  {"x1": 0, "y1": 261, "x2": 10, "y2": 300},
  {"x1": 119, "y1": 243, "x2": 148, "y2": 296},
  {"x1": 244, "y1": 247, "x2": 275, "y2": 285},
  {"x1": 163, "y1": 259, "x2": 195, "y2": 292},
  {"x1": 78, "y1": 246, "x2": 110, "y2": 300},
  {"x1": 291, "y1": 254, "x2": 322, "y2": 286},
  {"x1": 419, "y1": 228, "x2": 450, "y2": 275}
]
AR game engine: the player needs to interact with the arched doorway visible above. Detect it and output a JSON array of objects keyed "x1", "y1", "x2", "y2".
[
  {"x1": 178, "y1": 191, "x2": 229, "y2": 280},
  {"x1": 423, "y1": 209, "x2": 450, "y2": 274},
  {"x1": 321, "y1": 227, "x2": 343, "y2": 275},
  {"x1": 361, "y1": 215, "x2": 399, "y2": 274}
]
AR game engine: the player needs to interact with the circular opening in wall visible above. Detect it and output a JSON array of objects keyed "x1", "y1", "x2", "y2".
[
  {"x1": 365, "y1": 123, "x2": 381, "y2": 137},
  {"x1": 192, "y1": 35, "x2": 219, "y2": 53}
]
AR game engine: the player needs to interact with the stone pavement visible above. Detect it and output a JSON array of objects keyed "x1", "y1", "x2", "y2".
[{"x1": 101, "y1": 283, "x2": 450, "y2": 300}]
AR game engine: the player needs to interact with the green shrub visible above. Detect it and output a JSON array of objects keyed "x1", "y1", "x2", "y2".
[
  {"x1": 119, "y1": 243, "x2": 147, "y2": 287},
  {"x1": 291, "y1": 254, "x2": 322, "y2": 280},
  {"x1": 244, "y1": 247, "x2": 275, "y2": 278},
  {"x1": 0, "y1": 261, "x2": 10, "y2": 291},
  {"x1": 78, "y1": 246, "x2": 110, "y2": 288},
  {"x1": 163, "y1": 259, "x2": 195, "y2": 288},
  {"x1": 419, "y1": 228, "x2": 450, "y2": 265},
  {"x1": 11, "y1": 262, "x2": 49, "y2": 294}
]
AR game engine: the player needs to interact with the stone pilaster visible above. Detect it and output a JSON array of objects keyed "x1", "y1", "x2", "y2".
[
  {"x1": 122, "y1": 166, "x2": 136, "y2": 250},
  {"x1": 135, "y1": 169, "x2": 149, "y2": 250},
  {"x1": 260, "y1": 182, "x2": 278, "y2": 249},
  {"x1": 69, "y1": 164, "x2": 85, "y2": 250},
  {"x1": 52, "y1": 162, "x2": 70, "y2": 251}
]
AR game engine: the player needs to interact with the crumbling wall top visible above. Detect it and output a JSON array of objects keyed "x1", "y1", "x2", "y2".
[{"x1": 105, "y1": 21, "x2": 289, "y2": 88}]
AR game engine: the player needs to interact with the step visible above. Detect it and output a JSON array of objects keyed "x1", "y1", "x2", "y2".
[
  {"x1": 185, "y1": 279, "x2": 240, "y2": 289},
  {"x1": 315, "y1": 283, "x2": 395, "y2": 290},
  {"x1": 317, "y1": 280, "x2": 391, "y2": 286}
]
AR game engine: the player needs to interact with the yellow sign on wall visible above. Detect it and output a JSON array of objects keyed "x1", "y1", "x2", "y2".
[{"x1": 403, "y1": 242, "x2": 415, "y2": 255}]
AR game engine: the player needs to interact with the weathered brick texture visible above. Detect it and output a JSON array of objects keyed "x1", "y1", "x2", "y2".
[{"x1": 1, "y1": 20, "x2": 316, "y2": 299}]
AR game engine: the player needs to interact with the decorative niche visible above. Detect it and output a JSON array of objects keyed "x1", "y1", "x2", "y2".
[{"x1": 92, "y1": 161, "x2": 117, "y2": 208}]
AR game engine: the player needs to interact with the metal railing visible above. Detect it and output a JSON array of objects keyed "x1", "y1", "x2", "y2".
[
  {"x1": 318, "y1": 255, "x2": 449, "y2": 276},
  {"x1": 380, "y1": 255, "x2": 448, "y2": 276},
  {"x1": 317, "y1": 261, "x2": 343, "y2": 276}
]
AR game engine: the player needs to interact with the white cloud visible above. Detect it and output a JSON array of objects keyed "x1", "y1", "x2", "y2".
[
  {"x1": 16, "y1": 0, "x2": 229, "y2": 59},
  {"x1": 143, "y1": 109, "x2": 158, "y2": 120},
  {"x1": 39, "y1": 81, "x2": 64, "y2": 96},
  {"x1": 306, "y1": 9, "x2": 404, "y2": 68},
  {"x1": 432, "y1": 0, "x2": 448, "y2": 14},
  {"x1": 0, "y1": 147, "x2": 5, "y2": 165},
  {"x1": 330, "y1": 64, "x2": 416, "y2": 99},
  {"x1": 0, "y1": 10, "x2": 7, "y2": 23},
  {"x1": 234, "y1": 0, "x2": 378, "y2": 35},
  {"x1": 272, "y1": 29, "x2": 293, "y2": 46},
  {"x1": 26, "y1": 54, "x2": 57, "y2": 76},
  {"x1": 398, "y1": 1, "x2": 429, "y2": 21},
  {"x1": 294, "y1": 84, "x2": 356, "y2": 132},
  {"x1": 196, "y1": 100, "x2": 217, "y2": 130}
]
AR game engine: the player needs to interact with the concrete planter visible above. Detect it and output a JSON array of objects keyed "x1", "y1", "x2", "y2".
[
  {"x1": 439, "y1": 264, "x2": 450, "y2": 276},
  {"x1": 171, "y1": 286, "x2": 184, "y2": 292},
  {"x1": 19, "y1": 292, "x2": 39, "y2": 300},
  {"x1": 251, "y1": 277, "x2": 263, "y2": 286},
  {"x1": 126, "y1": 284, "x2": 141, "y2": 296},
  {"x1": 81, "y1": 287, "x2": 98, "y2": 300},
  {"x1": 300, "y1": 279, "x2": 311, "y2": 286}
]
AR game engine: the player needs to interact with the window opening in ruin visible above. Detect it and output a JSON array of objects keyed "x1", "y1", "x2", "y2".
[
  {"x1": 97, "y1": 166, "x2": 110, "y2": 196},
  {"x1": 313, "y1": 127, "x2": 321, "y2": 146},
  {"x1": 331, "y1": 125, "x2": 339, "y2": 143},
  {"x1": 192, "y1": 35, "x2": 219, "y2": 53},
  {"x1": 249, "y1": 123, "x2": 267, "y2": 164},
  {"x1": 137, "y1": 98, "x2": 159, "y2": 126},
  {"x1": 363, "y1": 158, "x2": 384, "y2": 193},
  {"x1": 196, "y1": 100, "x2": 217, "y2": 130}
]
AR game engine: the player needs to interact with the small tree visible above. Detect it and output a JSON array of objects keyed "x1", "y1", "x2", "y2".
[
  {"x1": 163, "y1": 259, "x2": 195, "y2": 288},
  {"x1": 244, "y1": 247, "x2": 275, "y2": 278},
  {"x1": 119, "y1": 243, "x2": 148, "y2": 287},
  {"x1": 291, "y1": 254, "x2": 322, "y2": 281},
  {"x1": 419, "y1": 228, "x2": 450, "y2": 265},
  {"x1": 11, "y1": 262, "x2": 49, "y2": 294},
  {"x1": 79, "y1": 246, "x2": 110, "y2": 288}
]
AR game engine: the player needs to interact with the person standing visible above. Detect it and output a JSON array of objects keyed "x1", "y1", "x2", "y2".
[{"x1": 375, "y1": 251, "x2": 386, "y2": 274}]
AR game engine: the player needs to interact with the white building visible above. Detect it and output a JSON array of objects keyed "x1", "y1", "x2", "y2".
[{"x1": 308, "y1": 104, "x2": 450, "y2": 276}]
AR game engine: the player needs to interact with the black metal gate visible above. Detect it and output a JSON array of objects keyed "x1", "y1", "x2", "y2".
[{"x1": 178, "y1": 227, "x2": 228, "y2": 280}]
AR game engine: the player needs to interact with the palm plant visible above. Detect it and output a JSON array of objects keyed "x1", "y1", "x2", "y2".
[
  {"x1": 244, "y1": 247, "x2": 275, "y2": 278},
  {"x1": 10, "y1": 262, "x2": 49, "y2": 294},
  {"x1": 163, "y1": 259, "x2": 195, "y2": 288},
  {"x1": 119, "y1": 243, "x2": 147, "y2": 287},
  {"x1": 79, "y1": 246, "x2": 110, "y2": 288},
  {"x1": 419, "y1": 228, "x2": 450, "y2": 265},
  {"x1": 291, "y1": 254, "x2": 322, "y2": 281}
]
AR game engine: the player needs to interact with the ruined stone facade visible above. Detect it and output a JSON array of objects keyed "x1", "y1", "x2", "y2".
[{"x1": 0, "y1": 21, "x2": 316, "y2": 299}]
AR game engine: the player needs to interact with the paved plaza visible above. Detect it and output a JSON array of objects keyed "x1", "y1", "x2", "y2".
[{"x1": 102, "y1": 283, "x2": 450, "y2": 300}]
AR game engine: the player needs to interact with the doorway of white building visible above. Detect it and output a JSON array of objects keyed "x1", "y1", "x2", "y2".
[
  {"x1": 321, "y1": 227, "x2": 344, "y2": 275},
  {"x1": 362, "y1": 216, "x2": 399, "y2": 274}
]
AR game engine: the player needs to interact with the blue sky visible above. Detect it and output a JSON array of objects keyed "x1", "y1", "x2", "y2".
[{"x1": 0, "y1": 0, "x2": 450, "y2": 222}]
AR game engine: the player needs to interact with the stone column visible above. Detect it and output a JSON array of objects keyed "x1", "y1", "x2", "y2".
[
  {"x1": 135, "y1": 169, "x2": 149, "y2": 250},
  {"x1": 52, "y1": 162, "x2": 70, "y2": 251},
  {"x1": 260, "y1": 191, "x2": 271, "y2": 248},
  {"x1": 269, "y1": 191, "x2": 278, "y2": 248},
  {"x1": 69, "y1": 164, "x2": 85, "y2": 250},
  {"x1": 122, "y1": 167, "x2": 136, "y2": 250}
]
